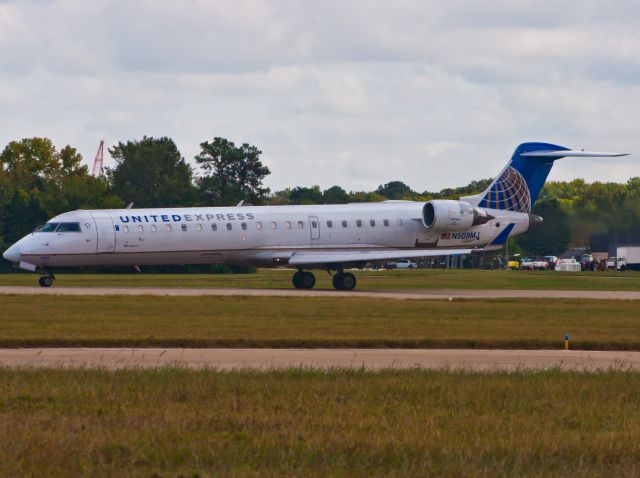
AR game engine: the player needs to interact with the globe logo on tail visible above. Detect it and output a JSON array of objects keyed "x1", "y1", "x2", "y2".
[{"x1": 478, "y1": 166, "x2": 531, "y2": 212}]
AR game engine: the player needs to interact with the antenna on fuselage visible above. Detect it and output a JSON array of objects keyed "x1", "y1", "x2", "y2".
[
  {"x1": 236, "y1": 200, "x2": 244, "y2": 207},
  {"x1": 126, "y1": 202, "x2": 134, "y2": 209}
]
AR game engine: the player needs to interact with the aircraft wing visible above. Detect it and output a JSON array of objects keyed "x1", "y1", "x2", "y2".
[{"x1": 288, "y1": 248, "x2": 474, "y2": 266}]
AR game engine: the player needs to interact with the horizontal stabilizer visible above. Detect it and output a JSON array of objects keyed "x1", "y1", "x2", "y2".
[
  {"x1": 521, "y1": 150, "x2": 629, "y2": 158},
  {"x1": 289, "y1": 248, "x2": 474, "y2": 266}
]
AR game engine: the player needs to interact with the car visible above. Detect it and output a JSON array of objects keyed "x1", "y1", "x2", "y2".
[
  {"x1": 607, "y1": 257, "x2": 627, "y2": 271},
  {"x1": 520, "y1": 258, "x2": 549, "y2": 270},
  {"x1": 394, "y1": 259, "x2": 417, "y2": 269}
]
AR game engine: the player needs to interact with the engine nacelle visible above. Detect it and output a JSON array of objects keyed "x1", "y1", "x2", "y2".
[{"x1": 422, "y1": 200, "x2": 493, "y2": 231}]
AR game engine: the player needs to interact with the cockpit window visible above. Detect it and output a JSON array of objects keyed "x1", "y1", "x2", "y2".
[
  {"x1": 56, "y1": 223, "x2": 81, "y2": 232},
  {"x1": 36, "y1": 223, "x2": 59, "y2": 232}
]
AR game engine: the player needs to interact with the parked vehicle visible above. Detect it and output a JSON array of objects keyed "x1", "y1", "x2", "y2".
[
  {"x1": 607, "y1": 257, "x2": 627, "y2": 271},
  {"x1": 520, "y1": 258, "x2": 550, "y2": 270},
  {"x1": 394, "y1": 259, "x2": 417, "y2": 269},
  {"x1": 580, "y1": 253, "x2": 597, "y2": 271},
  {"x1": 508, "y1": 260, "x2": 520, "y2": 270}
]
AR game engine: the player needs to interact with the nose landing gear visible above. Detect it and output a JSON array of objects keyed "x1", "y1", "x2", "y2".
[{"x1": 38, "y1": 269, "x2": 55, "y2": 287}]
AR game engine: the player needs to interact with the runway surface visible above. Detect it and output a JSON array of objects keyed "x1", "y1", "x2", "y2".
[
  {"x1": 2, "y1": 348, "x2": 640, "y2": 371},
  {"x1": 1, "y1": 286, "x2": 640, "y2": 300}
]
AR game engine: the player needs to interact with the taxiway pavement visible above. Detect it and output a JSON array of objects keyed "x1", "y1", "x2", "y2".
[
  {"x1": 1, "y1": 348, "x2": 639, "y2": 371},
  {"x1": 1, "y1": 286, "x2": 640, "y2": 300}
]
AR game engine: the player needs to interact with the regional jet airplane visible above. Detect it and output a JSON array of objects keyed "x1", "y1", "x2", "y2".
[{"x1": 2, "y1": 142, "x2": 628, "y2": 290}]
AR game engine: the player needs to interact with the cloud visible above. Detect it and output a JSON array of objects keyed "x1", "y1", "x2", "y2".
[{"x1": 0, "y1": 0, "x2": 638, "y2": 193}]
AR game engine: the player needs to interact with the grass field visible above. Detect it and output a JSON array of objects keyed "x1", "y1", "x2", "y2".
[
  {"x1": 1, "y1": 268, "x2": 640, "y2": 290},
  {"x1": 2, "y1": 295, "x2": 640, "y2": 349},
  {"x1": 1, "y1": 368, "x2": 639, "y2": 477}
]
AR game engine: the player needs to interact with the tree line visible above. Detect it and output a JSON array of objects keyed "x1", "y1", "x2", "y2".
[{"x1": 1, "y1": 136, "x2": 639, "y2": 265}]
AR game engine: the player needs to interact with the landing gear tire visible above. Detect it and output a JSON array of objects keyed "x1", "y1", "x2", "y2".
[
  {"x1": 292, "y1": 271, "x2": 316, "y2": 289},
  {"x1": 332, "y1": 272, "x2": 356, "y2": 291},
  {"x1": 38, "y1": 276, "x2": 53, "y2": 288}
]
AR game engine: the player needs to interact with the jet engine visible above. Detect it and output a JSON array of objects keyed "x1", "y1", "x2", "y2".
[{"x1": 422, "y1": 200, "x2": 493, "y2": 231}]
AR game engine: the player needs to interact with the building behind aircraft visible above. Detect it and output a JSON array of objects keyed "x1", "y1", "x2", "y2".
[{"x1": 2, "y1": 142, "x2": 628, "y2": 290}]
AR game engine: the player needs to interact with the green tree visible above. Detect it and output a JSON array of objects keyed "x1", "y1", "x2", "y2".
[
  {"x1": 322, "y1": 185, "x2": 349, "y2": 204},
  {"x1": 0, "y1": 138, "x2": 123, "y2": 246},
  {"x1": 267, "y1": 189, "x2": 292, "y2": 205},
  {"x1": 347, "y1": 191, "x2": 386, "y2": 203},
  {"x1": 195, "y1": 138, "x2": 270, "y2": 206},
  {"x1": 289, "y1": 186, "x2": 323, "y2": 205},
  {"x1": 108, "y1": 136, "x2": 195, "y2": 208},
  {"x1": 376, "y1": 181, "x2": 416, "y2": 200}
]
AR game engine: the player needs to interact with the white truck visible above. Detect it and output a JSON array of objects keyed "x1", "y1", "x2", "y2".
[
  {"x1": 607, "y1": 257, "x2": 627, "y2": 271},
  {"x1": 616, "y1": 246, "x2": 640, "y2": 270}
]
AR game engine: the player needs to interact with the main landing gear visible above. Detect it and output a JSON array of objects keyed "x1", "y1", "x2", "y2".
[
  {"x1": 291, "y1": 269, "x2": 357, "y2": 291},
  {"x1": 332, "y1": 271, "x2": 356, "y2": 291},
  {"x1": 292, "y1": 270, "x2": 316, "y2": 289}
]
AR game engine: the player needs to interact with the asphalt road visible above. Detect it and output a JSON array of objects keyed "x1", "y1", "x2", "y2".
[
  {"x1": 1, "y1": 286, "x2": 640, "y2": 300},
  {"x1": 1, "y1": 348, "x2": 639, "y2": 371}
]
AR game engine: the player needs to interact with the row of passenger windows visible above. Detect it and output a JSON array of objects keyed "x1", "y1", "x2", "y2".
[{"x1": 120, "y1": 218, "x2": 402, "y2": 233}]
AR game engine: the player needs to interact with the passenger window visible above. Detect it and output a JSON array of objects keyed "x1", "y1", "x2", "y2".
[
  {"x1": 311, "y1": 220, "x2": 318, "y2": 228},
  {"x1": 151, "y1": 224, "x2": 157, "y2": 232},
  {"x1": 356, "y1": 220, "x2": 362, "y2": 227},
  {"x1": 256, "y1": 222, "x2": 262, "y2": 230},
  {"x1": 241, "y1": 222, "x2": 247, "y2": 230},
  {"x1": 342, "y1": 220, "x2": 347, "y2": 228},
  {"x1": 166, "y1": 224, "x2": 172, "y2": 232},
  {"x1": 226, "y1": 223, "x2": 232, "y2": 231},
  {"x1": 285, "y1": 221, "x2": 291, "y2": 229},
  {"x1": 271, "y1": 222, "x2": 277, "y2": 229},
  {"x1": 137, "y1": 225, "x2": 144, "y2": 232},
  {"x1": 181, "y1": 224, "x2": 187, "y2": 232},
  {"x1": 327, "y1": 220, "x2": 333, "y2": 228},
  {"x1": 196, "y1": 223, "x2": 202, "y2": 231},
  {"x1": 383, "y1": 219, "x2": 389, "y2": 227},
  {"x1": 211, "y1": 223, "x2": 217, "y2": 231},
  {"x1": 297, "y1": 221, "x2": 304, "y2": 229},
  {"x1": 370, "y1": 219, "x2": 375, "y2": 227},
  {"x1": 56, "y1": 223, "x2": 81, "y2": 232},
  {"x1": 123, "y1": 225, "x2": 129, "y2": 233}
]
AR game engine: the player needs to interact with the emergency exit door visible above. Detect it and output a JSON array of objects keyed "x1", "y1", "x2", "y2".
[{"x1": 91, "y1": 212, "x2": 116, "y2": 252}]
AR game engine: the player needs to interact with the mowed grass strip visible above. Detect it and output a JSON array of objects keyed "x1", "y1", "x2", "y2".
[
  {"x1": 1, "y1": 368, "x2": 640, "y2": 477},
  {"x1": 2, "y1": 295, "x2": 640, "y2": 349},
  {"x1": 1, "y1": 268, "x2": 640, "y2": 290}
]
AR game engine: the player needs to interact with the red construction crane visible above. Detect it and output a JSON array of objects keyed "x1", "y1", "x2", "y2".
[{"x1": 92, "y1": 138, "x2": 104, "y2": 177}]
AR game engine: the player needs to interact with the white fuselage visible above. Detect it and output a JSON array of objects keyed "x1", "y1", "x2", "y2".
[{"x1": 7, "y1": 202, "x2": 530, "y2": 269}]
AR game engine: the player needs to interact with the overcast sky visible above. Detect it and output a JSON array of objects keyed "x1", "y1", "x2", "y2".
[{"x1": 0, "y1": 0, "x2": 638, "y2": 192}]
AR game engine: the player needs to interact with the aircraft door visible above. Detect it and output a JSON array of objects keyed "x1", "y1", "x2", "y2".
[
  {"x1": 308, "y1": 216, "x2": 320, "y2": 240},
  {"x1": 91, "y1": 212, "x2": 116, "y2": 253}
]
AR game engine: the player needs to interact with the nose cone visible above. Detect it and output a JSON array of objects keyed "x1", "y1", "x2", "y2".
[{"x1": 3, "y1": 243, "x2": 20, "y2": 263}]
